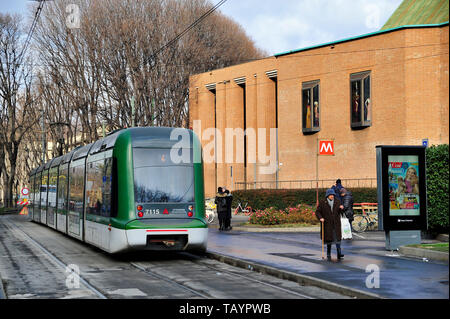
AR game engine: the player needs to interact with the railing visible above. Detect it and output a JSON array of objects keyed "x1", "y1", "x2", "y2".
[
  {"x1": 234, "y1": 178, "x2": 377, "y2": 190},
  {"x1": 353, "y1": 202, "x2": 378, "y2": 215}
]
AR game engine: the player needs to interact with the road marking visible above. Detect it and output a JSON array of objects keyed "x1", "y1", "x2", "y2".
[
  {"x1": 352, "y1": 233, "x2": 366, "y2": 239},
  {"x1": 108, "y1": 288, "x2": 147, "y2": 297}
]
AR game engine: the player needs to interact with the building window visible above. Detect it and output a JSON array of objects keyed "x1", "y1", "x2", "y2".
[
  {"x1": 302, "y1": 80, "x2": 320, "y2": 134},
  {"x1": 350, "y1": 71, "x2": 371, "y2": 128}
]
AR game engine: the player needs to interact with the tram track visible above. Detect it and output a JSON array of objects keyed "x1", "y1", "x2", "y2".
[
  {"x1": 1, "y1": 217, "x2": 214, "y2": 299},
  {"x1": 129, "y1": 261, "x2": 210, "y2": 298},
  {"x1": 181, "y1": 252, "x2": 316, "y2": 299},
  {"x1": 2, "y1": 219, "x2": 108, "y2": 299},
  {"x1": 1, "y1": 216, "x2": 336, "y2": 299}
]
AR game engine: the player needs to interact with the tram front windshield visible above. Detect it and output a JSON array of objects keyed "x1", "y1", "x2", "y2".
[{"x1": 133, "y1": 148, "x2": 194, "y2": 203}]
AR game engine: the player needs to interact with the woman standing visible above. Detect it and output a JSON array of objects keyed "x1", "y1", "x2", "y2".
[
  {"x1": 315, "y1": 188, "x2": 345, "y2": 261},
  {"x1": 340, "y1": 188, "x2": 354, "y2": 232}
]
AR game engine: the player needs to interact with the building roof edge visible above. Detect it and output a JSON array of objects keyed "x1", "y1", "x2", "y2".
[{"x1": 274, "y1": 22, "x2": 449, "y2": 58}]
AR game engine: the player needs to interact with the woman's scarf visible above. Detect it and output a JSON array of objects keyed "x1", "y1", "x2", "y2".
[{"x1": 327, "y1": 197, "x2": 334, "y2": 210}]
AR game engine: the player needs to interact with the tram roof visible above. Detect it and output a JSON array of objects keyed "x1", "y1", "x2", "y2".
[
  {"x1": 127, "y1": 127, "x2": 194, "y2": 148},
  {"x1": 72, "y1": 142, "x2": 94, "y2": 160},
  {"x1": 35, "y1": 164, "x2": 45, "y2": 174},
  {"x1": 61, "y1": 146, "x2": 79, "y2": 164},
  {"x1": 43, "y1": 157, "x2": 56, "y2": 170},
  {"x1": 29, "y1": 127, "x2": 196, "y2": 175},
  {"x1": 89, "y1": 129, "x2": 122, "y2": 155},
  {"x1": 50, "y1": 155, "x2": 64, "y2": 168}
]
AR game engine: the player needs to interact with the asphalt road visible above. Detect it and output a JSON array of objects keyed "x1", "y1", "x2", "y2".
[{"x1": 0, "y1": 214, "x2": 349, "y2": 299}]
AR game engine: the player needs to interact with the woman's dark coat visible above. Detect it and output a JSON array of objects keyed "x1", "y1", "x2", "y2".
[{"x1": 315, "y1": 198, "x2": 343, "y2": 243}]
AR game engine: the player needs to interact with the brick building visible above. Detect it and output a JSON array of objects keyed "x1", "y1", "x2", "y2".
[{"x1": 189, "y1": 0, "x2": 449, "y2": 198}]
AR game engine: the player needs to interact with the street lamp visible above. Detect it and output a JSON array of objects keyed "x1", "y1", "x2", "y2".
[{"x1": 49, "y1": 122, "x2": 70, "y2": 157}]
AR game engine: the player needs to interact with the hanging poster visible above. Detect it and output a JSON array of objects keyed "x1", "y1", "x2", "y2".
[{"x1": 388, "y1": 155, "x2": 420, "y2": 216}]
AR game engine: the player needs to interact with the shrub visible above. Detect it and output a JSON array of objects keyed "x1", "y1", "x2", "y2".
[
  {"x1": 426, "y1": 144, "x2": 449, "y2": 233},
  {"x1": 232, "y1": 188, "x2": 377, "y2": 211},
  {"x1": 248, "y1": 203, "x2": 319, "y2": 226}
]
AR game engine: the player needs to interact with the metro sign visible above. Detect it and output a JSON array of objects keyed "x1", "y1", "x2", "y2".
[{"x1": 319, "y1": 140, "x2": 334, "y2": 155}]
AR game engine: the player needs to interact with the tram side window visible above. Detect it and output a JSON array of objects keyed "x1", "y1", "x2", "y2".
[
  {"x1": 30, "y1": 175, "x2": 35, "y2": 212},
  {"x1": 86, "y1": 157, "x2": 112, "y2": 217},
  {"x1": 34, "y1": 173, "x2": 41, "y2": 209},
  {"x1": 41, "y1": 170, "x2": 49, "y2": 209},
  {"x1": 48, "y1": 167, "x2": 58, "y2": 209},
  {"x1": 57, "y1": 165, "x2": 68, "y2": 212},
  {"x1": 69, "y1": 165, "x2": 85, "y2": 214}
]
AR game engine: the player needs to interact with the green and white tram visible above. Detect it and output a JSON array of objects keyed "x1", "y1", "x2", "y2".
[{"x1": 28, "y1": 127, "x2": 208, "y2": 253}]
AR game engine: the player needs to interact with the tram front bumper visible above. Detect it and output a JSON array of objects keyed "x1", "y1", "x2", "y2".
[{"x1": 126, "y1": 227, "x2": 208, "y2": 251}]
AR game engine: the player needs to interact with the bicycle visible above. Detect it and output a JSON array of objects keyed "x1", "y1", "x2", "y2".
[
  {"x1": 234, "y1": 201, "x2": 252, "y2": 215},
  {"x1": 205, "y1": 201, "x2": 216, "y2": 224},
  {"x1": 352, "y1": 210, "x2": 378, "y2": 232}
]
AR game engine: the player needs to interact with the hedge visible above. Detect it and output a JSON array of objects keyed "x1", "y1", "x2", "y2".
[
  {"x1": 231, "y1": 144, "x2": 449, "y2": 234},
  {"x1": 426, "y1": 144, "x2": 449, "y2": 233},
  {"x1": 231, "y1": 188, "x2": 377, "y2": 211}
]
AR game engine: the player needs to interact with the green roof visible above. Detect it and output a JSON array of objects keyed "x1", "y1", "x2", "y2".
[{"x1": 381, "y1": 0, "x2": 449, "y2": 30}]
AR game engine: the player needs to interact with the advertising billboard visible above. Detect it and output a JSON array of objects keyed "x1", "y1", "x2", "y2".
[
  {"x1": 376, "y1": 146, "x2": 427, "y2": 231},
  {"x1": 388, "y1": 155, "x2": 420, "y2": 216}
]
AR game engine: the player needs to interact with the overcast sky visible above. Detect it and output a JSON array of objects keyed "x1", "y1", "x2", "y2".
[{"x1": 0, "y1": 0, "x2": 403, "y2": 56}]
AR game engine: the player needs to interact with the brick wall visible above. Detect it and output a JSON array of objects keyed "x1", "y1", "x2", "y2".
[{"x1": 189, "y1": 25, "x2": 449, "y2": 198}]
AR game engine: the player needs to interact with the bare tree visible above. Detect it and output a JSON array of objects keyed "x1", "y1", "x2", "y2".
[
  {"x1": 35, "y1": 0, "x2": 265, "y2": 136},
  {"x1": 0, "y1": 13, "x2": 41, "y2": 207}
]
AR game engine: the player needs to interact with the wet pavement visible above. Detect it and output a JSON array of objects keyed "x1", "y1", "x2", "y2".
[{"x1": 207, "y1": 216, "x2": 449, "y2": 299}]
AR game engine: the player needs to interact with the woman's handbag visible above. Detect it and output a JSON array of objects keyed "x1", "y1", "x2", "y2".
[{"x1": 341, "y1": 216, "x2": 352, "y2": 240}]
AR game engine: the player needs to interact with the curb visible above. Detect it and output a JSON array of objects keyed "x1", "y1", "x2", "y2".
[
  {"x1": 399, "y1": 246, "x2": 449, "y2": 263},
  {"x1": 210, "y1": 224, "x2": 320, "y2": 233},
  {"x1": 204, "y1": 251, "x2": 383, "y2": 299},
  {"x1": 232, "y1": 226, "x2": 320, "y2": 233}
]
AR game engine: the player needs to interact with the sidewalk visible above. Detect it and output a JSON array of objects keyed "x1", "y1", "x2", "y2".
[{"x1": 205, "y1": 215, "x2": 449, "y2": 299}]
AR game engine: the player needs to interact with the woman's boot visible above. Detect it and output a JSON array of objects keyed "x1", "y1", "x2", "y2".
[{"x1": 326, "y1": 244, "x2": 332, "y2": 261}]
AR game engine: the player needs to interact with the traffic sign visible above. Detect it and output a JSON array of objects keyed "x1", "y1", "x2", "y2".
[
  {"x1": 319, "y1": 140, "x2": 334, "y2": 155},
  {"x1": 21, "y1": 187, "x2": 29, "y2": 196}
]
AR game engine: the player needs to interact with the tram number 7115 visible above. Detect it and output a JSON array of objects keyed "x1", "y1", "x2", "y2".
[{"x1": 145, "y1": 209, "x2": 160, "y2": 215}]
